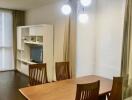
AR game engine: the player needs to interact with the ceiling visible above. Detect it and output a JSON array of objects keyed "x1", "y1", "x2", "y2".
[{"x1": 0, "y1": 0, "x2": 59, "y2": 10}]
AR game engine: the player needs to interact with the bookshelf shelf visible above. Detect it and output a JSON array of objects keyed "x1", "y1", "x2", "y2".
[
  {"x1": 17, "y1": 58, "x2": 37, "y2": 64},
  {"x1": 24, "y1": 41, "x2": 43, "y2": 45}
]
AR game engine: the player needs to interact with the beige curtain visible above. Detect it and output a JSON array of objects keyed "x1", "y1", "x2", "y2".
[
  {"x1": 12, "y1": 10, "x2": 25, "y2": 69},
  {"x1": 63, "y1": 16, "x2": 72, "y2": 78},
  {"x1": 121, "y1": 0, "x2": 132, "y2": 99},
  {"x1": 63, "y1": 16, "x2": 70, "y2": 61}
]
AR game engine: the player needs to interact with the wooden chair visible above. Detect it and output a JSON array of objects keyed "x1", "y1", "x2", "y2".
[
  {"x1": 108, "y1": 77, "x2": 123, "y2": 100},
  {"x1": 75, "y1": 80, "x2": 100, "y2": 100},
  {"x1": 55, "y1": 62, "x2": 71, "y2": 81},
  {"x1": 29, "y1": 63, "x2": 48, "y2": 86}
]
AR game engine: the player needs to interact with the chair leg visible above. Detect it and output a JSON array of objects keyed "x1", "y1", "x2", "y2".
[
  {"x1": 99, "y1": 94, "x2": 106, "y2": 100},
  {"x1": 106, "y1": 93, "x2": 110, "y2": 100}
]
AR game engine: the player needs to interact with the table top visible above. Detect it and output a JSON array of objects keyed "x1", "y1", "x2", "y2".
[{"x1": 19, "y1": 75, "x2": 112, "y2": 100}]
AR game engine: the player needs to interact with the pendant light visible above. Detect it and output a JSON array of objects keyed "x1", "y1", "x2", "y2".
[
  {"x1": 61, "y1": 0, "x2": 72, "y2": 15},
  {"x1": 78, "y1": 8, "x2": 89, "y2": 23},
  {"x1": 80, "y1": 0, "x2": 92, "y2": 7},
  {"x1": 78, "y1": 13, "x2": 89, "y2": 23}
]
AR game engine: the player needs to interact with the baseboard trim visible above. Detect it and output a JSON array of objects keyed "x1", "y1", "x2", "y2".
[
  {"x1": 0, "y1": 69, "x2": 15, "y2": 72},
  {"x1": 15, "y1": 70, "x2": 29, "y2": 77}
]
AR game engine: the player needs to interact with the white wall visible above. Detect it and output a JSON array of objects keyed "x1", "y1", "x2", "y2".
[
  {"x1": 95, "y1": 0, "x2": 125, "y2": 79},
  {"x1": 76, "y1": 0, "x2": 97, "y2": 77},
  {"x1": 76, "y1": 0, "x2": 125, "y2": 79}
]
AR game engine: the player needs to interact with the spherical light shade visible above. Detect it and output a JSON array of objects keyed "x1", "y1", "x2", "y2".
[
  {"x1": 78, "y1": 13, "x2": 89, "y2": 23},
  {"x1": 61, "y1": 4, "x2": 72, "y2": 15},
  {"x1": 80, "y1": 0, "x2": 92, "y2": 7}
]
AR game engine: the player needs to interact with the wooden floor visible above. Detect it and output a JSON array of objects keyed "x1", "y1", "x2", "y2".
[{"x1": 0, "y1": 71, "x2": 29, "y2": 100}]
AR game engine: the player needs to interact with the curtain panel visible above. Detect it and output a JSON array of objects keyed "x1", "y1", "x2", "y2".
[
  {"x1": 0, "y1": 10, "x2": 14, "y2": 70},
  {"x1": 121, "y1": 0, "x2": 132, "y2": 76},
  {"x1": 63, "y1": 16, "x2": 71, "y2": 78},
  {"x1": 121, "y1": 0, "x2": 132, "y2": 99},
  {"x1": 63, "y1": 16, "x2": 70, "y2": 62},
  {"x1": 12, "y1": 10, "x2": 25, "y2": 68}
]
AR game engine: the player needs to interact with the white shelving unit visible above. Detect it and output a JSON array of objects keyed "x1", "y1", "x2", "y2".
[{"x1": 16, "y1": 24, "x2": 53, "y2": 76}]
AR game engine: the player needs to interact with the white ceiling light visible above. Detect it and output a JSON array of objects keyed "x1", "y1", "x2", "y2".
[
  {"x1": 80, "y1": 0, "x2": 92, "y2": 7},
  {"x1": 78, "y1": 13, "x2": 89, "y2": 23},
  {"x1": 61, "y1": 4, "x2": 72, "y2": 15}
]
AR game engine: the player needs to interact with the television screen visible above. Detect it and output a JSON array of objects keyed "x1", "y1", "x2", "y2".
[{"x1": 30, "y1": 46, "x2": 43, "y2": 63}]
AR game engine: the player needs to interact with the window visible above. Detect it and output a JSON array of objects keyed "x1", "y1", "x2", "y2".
[{"x1": 0, "y1": 10, "x2": 14, "y2": 70}]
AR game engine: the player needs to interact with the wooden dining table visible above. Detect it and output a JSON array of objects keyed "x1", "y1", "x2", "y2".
[{"x1": 19, "y1": 75, "x2": 112, "y2": 100}]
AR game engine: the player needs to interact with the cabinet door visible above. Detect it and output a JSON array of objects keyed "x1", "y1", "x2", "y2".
[
  {"x1": 29, "y1": 26, "x2": 44, "y2": 36},
  {"x1": 17, "y1": 28, "x2": 22, "y2": 50},
  {"x1": 21, "y1": 63, "x2": 29, "y2": 75}
]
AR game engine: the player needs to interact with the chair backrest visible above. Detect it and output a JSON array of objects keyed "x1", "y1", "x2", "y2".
[
  {"x1": 29, "y1": 63, "x2": 48, "y2": 86},
  {"x1": 55, "y1": 62, "x2": 70, "y2": 81},
  {"x1": 109, "y1": 77, "x2": 123, "y2": 100},
  {"x1": 75, "y1": 80, "x2": 100, "y2": 100}
]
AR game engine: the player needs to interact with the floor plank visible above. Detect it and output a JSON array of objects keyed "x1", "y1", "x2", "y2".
[{"x1": 0, "y1": 71, "x2": 29, "y2": 100}]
